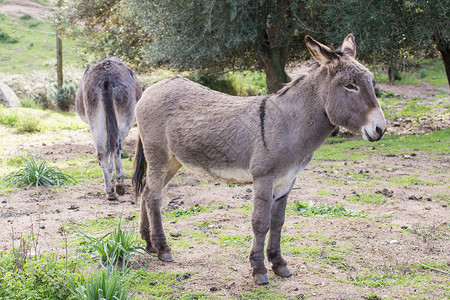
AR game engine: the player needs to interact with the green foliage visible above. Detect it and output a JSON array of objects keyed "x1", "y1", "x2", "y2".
[
  {"x1": 51, "y1": 81, "x2": 78, "y2": 111},
  {"x1": 75, "y1": 267, "x2": 135, "y2": 300},
  {"x1": 0, "y1": 13, "x2": 82, "y2": 74},
  {"x1": 79, "y1": 221, "x2": 148, "y2": 269},
  {"x1": 0, "y1": 28, "x2": 18, "y2": 43},
  {"x1": 1, "y1": 156, "x2": 76, "y2": 188},
  {"x1": 0, "y1": 250, "x2": 82, "y2": 300},
  {"x1": 219, "y1": 234, "x2": 252, "y2": 248},
  {"x1": 290, "y1": 200, "x2": 365, "y2": 218},
  {"x1": 20, "y1": 97, "x2": 44, "y2": 109},
  {"x1": 0, "y1": 106, "x2": 87, "y2": 132},
  {"x1": 188, "y1": 70, "x2": 268, "y2": 95},
  {"x1": 164, "y1": 205, "x2": 207, "y2": 219},
  {"x1": 122, "y1": 269, "x2": 194, "y2": 299},
  {"x1": 344, "y1": 193, "x2": 388, "y2": 205}
]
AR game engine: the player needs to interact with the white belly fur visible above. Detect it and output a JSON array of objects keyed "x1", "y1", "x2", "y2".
[{"x1": 184, "y1": 163, "x2": 253, "y2": 184}]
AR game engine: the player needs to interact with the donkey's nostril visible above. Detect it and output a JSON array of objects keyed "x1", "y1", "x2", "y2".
[{"x1": 375, "y1": 125, "x2": 383, "y2": 136}]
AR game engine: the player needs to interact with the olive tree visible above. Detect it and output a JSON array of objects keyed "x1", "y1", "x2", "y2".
[
  {"x1": 128, "y1": 0, "x2": 314, "y2": 92},
  {"x1": 321, "y1": 0, "x2": 450, "y2": 85}
]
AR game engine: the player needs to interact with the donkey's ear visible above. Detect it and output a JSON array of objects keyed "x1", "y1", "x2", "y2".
[
  {"x1": 305, "y1": 35, "x2": 338, "y2": 65},
  {"x1": 341, "y1": 34, "x2": 356, "y2": 57}
]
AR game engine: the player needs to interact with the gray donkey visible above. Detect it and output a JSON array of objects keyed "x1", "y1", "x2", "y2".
[
  {"x1": 76, "y1": 57, "x2": 142, "y2": 200},
  {"x1": 132, "y1": 35, "x2": 386, "y2": 284}
]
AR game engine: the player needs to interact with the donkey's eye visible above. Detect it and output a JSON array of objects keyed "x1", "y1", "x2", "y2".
[{"x1": 344, "y1": 84, "x2": 358, "y2": 92}]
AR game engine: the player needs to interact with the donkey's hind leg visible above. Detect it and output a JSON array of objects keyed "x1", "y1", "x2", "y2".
[
  {"x1": 98, "y1": 149, "x2": 116, "y2": 200},
  {"x1": 114, "y1": 140, "x2": 126, "y2": 195},
  {"x1": 140, "y1": 154, "x2": 181, "y2": 260}
]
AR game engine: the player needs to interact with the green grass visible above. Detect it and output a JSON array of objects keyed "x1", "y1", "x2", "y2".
[
  {"x1": 315, "y1": 128, "x2": 450, "y2": 161},
  {"x1": 122, "y1": 270, "x2": 203, "y2": 300},
  {"x1": 344, "y1": 193, "x2": 390, "y2": 205},
  {"x1": 373, "y1": 58, "x2": 448, "y2": 86},
  {"x1": 0, "y1": 250, "x2": 83, "y2": 300},
  {"x1": 289, "y1": 200, "x2": 365, "y2": 217},
  {"x1": 0, "y1": 13, "x2": 82, "y2": 73},
  {"x1": 0, "y1": 106, "x2": 87, "y2": 132}
]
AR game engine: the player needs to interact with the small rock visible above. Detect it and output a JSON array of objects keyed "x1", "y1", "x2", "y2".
[
  {"x1": 246, "y1": 188, "x2": 252, "y2": 193},
  {"x1": 1, "y1": 200, "x2": 6, "y2": 204},
  {"x1": 130, "y1": 201, "x2": 136, "y2": 205},
  {"x1": 40, "y1": 225, "x2": 45, "y2": 230},
  {"x1": 389, "y1": 240, "x2": 399, "y2": 244},
  {"x1": 170, "y1": 232, "x2": 181, "y2": 237},
  {"x1": 386, "y1": 154, "x2": 396, "y2": 157},
  {"x1": 210, "y1": 286, "x2": 220, "y2": 292},
  {"x1": 400, "y1": 225, "x2": 408, "y2": 230},
  {"x1": 410, "y1": 153, "x2": 417, "y2": 157},
  {"x1": 68, "y1": 205, "x2": 79, "y2": 210},
  {"x1": 442, "y1": 204, "x2": 448, "y2": 208},
  {"x1": 424, "y1": 207, "x2": 431, "y2": 210}
]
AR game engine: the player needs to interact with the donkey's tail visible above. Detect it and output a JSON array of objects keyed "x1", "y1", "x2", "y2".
[
  {"x1": 103, "y1": 80, "x2": 119, "y2": 158},
  {"x1": 132, "y1": 135, "x2": 147, "y2": 199}
]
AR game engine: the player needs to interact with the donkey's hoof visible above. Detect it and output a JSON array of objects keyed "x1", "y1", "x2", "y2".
[
  {"x1": 145, "y1": 245, "x2": 158, "y2": 253},
  {"x1": 116, "y1": 184, "x2": 126, "y2": 196},
  {"x1": 107, "y1": 192, "x2": 117, "y2": 200},
  {"x1": 158, "y1": 252, "x2": 174, "y2": 262},
  {"x1": 273, "y1": 266, "x2": 292, "y2": 277},
  {"x1": 253, "y1": 273, "x2": 269, "y2": 285}
]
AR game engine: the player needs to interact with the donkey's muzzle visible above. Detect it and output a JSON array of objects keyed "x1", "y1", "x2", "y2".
[{"x1": 362, "y1": 108, "x2": 386, "y2": 142}]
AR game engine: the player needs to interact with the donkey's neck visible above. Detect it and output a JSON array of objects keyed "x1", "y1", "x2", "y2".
[{"x1": 268, "y1": 72, "x2": 335, "y2": 158}]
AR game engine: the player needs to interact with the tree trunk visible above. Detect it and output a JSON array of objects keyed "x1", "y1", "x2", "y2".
[
  {"x1": 257, "y1": 47, "x2": 290, "y2": 93},
  {"x1": 437, "y1": 44, "x2": 450, "y2": 87},
  {"x1": 56, "y1": 29, "x2": 63, "y2": 89}
]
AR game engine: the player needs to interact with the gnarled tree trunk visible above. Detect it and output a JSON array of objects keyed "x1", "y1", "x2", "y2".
[
  {"x1": 437, "y1": 43, "x2": 450, "y2": 87},
  {"x1": 257, "y1": 44, "x2": 290, "y2": 93}
]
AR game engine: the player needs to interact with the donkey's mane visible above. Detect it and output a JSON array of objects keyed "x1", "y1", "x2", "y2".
[{"x1": 276, "y1": 60, "x2": 324, "y2": 97}]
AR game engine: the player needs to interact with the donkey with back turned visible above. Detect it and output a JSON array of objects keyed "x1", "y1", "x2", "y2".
[
  {"x1": 76, "y1": 57, "x2": 142, "y2": 200},
  {"x1": 132, "y1": 35, "x2": 386, "y2": 284}
]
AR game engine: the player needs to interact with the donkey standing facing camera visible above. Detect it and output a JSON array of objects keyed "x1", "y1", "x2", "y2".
[
  {"x1": 77, "y1": 57, "x2": 142, "y2": 200},
  {"x1": 133, "y1": 35, "x2": 386, "y2": 284}
]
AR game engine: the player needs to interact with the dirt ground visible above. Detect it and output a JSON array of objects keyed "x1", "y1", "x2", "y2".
[
  {"x1": 0, "y1": 82, "x2": 449, "y2": 299},
  {"x1": 0, "y1": 2, "x2": 449, "y2": 299}
]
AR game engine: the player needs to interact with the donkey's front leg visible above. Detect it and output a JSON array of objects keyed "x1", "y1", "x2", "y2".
[
  {"x1": 143, "y1": 171, "x2": 173, "y2": 262},
  {"x1": 267, "y1": 184, "x2": 294, "y2": 278},
  {"x1": 250, "y1": 177, "x2": 274, "y2": 284}
]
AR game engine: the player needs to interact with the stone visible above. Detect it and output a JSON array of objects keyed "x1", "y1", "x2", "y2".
[{"x1": 0, "y1": 82, "x2": 21, "y2": 107}]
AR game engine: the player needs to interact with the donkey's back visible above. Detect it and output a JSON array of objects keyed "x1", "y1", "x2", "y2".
[{"x1": 76, "y1": 57, "x2": 142, "y2": 199}]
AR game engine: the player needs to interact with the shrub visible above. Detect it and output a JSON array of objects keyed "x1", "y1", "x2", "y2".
[
  {"x1": 0, "y1": 249, "x2": 82, "y2": 300},
  {"x1": 52, "y1": 81, "x2": 78, "y2": 111},
  {"x1": 0, "y1": 29, "x2": 18, "y2": 43},
  {"x1": 16, "y1": 116, "x2": 42, "y2": 133},
  {"x1": 1, "y1": 156, "x2": 76, "y2": 188}
]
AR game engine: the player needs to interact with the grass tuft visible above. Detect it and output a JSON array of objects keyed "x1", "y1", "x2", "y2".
[
  {"x1": 79, "y1": 220, "x2": 148, "y2": 270},
  {"x1": 1, "y1": 156, "x2": 76, "y2": 188},
  {"x1": 75, "y1": 266, "x2": 135, "y2": 300}
]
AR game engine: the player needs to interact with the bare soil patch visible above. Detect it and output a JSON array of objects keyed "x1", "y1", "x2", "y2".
[
  {"x1": 0, "y1": 0, "x2": 51, "y2": 20},
  {"x1": 1, "y1": 89, "x2": 449, "y2": 299}
]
